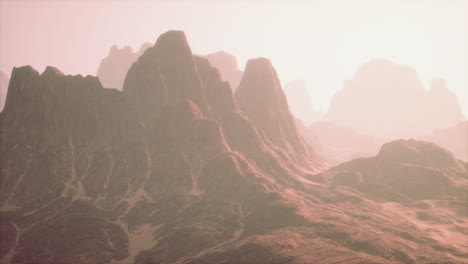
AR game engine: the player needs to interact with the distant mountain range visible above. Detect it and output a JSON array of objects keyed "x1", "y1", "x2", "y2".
[
  {"x1": 97, "y1": 43, "x2": 152, "y2": 90},
  {"x1": 325, "y1": 59, "x2": 465, "y2": 138}
]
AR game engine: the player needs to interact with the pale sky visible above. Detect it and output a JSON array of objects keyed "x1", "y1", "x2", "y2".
[{"x1": 1, "y1": 0, "x2": 467, "y2": 116}]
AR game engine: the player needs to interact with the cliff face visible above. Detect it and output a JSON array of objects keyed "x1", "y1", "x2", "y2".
[
  {"x1": 1, "y1": 31, "x2": 467, "y2": 264},
  {"x1": 325, "y1": 59, "x2": 465, "y2": 138}
]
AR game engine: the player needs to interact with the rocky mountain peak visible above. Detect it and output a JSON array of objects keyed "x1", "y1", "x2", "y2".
[
  {"x1": 41, "y1": 66, "x2": 65, "y2": 78},
  {"x1": 122, "y1": 31, "x2": 209, "y2": 127},
  {"x1": 235, "y1": 58, "x2": 324, "y2": 167}
]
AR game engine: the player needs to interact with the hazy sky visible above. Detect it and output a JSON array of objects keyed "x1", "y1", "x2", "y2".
[{"x1": 1, "y1": 0, "x2": 467, "y2": 116}]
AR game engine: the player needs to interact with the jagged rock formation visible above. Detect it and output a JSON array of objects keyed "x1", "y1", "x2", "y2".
[
  {"x1": 420, "y1": 121, "x2": 468, "y2": 161},
  {"x1": 283, "y1": 80, "x2": 323, "y2": 125},
  {"x1": 1, "y1": 31, "x2": 467, "y2": 264},
  {"x1": 235, "y1": 58, "x2": 324, "y2": 168},
  {"x1": 297, "y1": 121, "x2": 380, "y2": 165},
  {"x1": 204, "y1": 51, "x2": 243, "y2": 91},
  {"x1": 325, "y1": 59, "x2": 465, "y2": 138},
  {"x1": 0, "y1": 71, "x2": 9, "y2": 112},
  {"x1": 97, "y1": 43, "x2": 152, "y2": 90}
]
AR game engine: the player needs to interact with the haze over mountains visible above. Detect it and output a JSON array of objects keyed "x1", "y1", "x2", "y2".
[
  {"x1": 283, "y1": 80, "x2": 324, "y2": 125},
  {"x1": 325, "y1": 59, "x2": 465, "y2": 139},
  {"x1": 203, "y1": 51, "x2": 243, "y2": 91},
  {"x1": 0, "y1": 30, "x2": 467, "y2": 264},
  {"x1": 3, "y1": 41, "x2": 467, "y2": 165},
  {"x1": 420, "y1": 121, "x2": 468, "y2": 161},
  {"x1": 97, "y1": 43, "x2": 152, "y2": 90},
  {"x1": 297, "y1": 121, "x2": 380, "y2": 165},
  {"x1": 98, "y1": 48, "x2": 243, "y2": 92}
]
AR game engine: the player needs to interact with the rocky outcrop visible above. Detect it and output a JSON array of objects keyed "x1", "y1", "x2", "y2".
[
  {"x1": 204, "y1": 51, "x2": 243, "y2": 91},
  {"x1": 325, "y1": 59, "x2": 465, "y2": 138},
  {"x1": 283, "y1": 80, "x2": 323, "y2": 125},
  {"x1": 97, "y1": 42, "x2": 152, "y2": 90},
  {"x1": 0, "y1": 71, "x2": 9, "y2": 112}
]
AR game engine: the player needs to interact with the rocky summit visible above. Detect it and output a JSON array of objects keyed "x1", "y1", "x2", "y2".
[{"x1": 0, "y1": 31, "x2": 467, "y2": 264}]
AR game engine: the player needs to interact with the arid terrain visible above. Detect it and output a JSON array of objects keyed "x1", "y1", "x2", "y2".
[{"x1": 0, "y1": 31, "x2": 466, "y2": 264}]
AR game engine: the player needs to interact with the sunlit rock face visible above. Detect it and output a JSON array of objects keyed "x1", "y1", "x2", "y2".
[
  {"x1": 325, "y1": 59, "x2": 465, "y2": 139},
  {"x1": 283, "y1": 80, "x2": 323, "y2": 125},
  {"x1": 1, "y1": 31, "x2": 467, "y2": 264},
  {"x1": 97, "y1": 43, "x2": 152, "y2": 90},
  {"x1": 0, "y1": 71, "x2": 9, "y2": 112},
  {"x1": 204, "y1": 51, "x2": 243, "y2": 91}
]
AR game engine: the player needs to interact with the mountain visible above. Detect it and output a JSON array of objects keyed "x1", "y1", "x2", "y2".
[
  {"x1": 283, "y1": 80, "x2": 323, "y2": 125},
  {"x1": 235, "y1": 58, "x2": 325, "y2": 168},
  {"x1": 1, "y1": 31, "x2": 467, "y2": 264},
  {"x1": 325, "y1": 59, "x2": 465, "y2": 138},
  {"x1": 0, "y1": 71, "x2": 9, "y2": 112},
  {"x1": 204, "y1": 51, "x2": 243, "y2": 91},
  {"x1": 96, "y1": 43, "x2": 152, "y2": 90},
  {"x1": 0, "y1": 30, "x2": 323, "y2": 264},
  {"x1": 297, "y1": 121, "x2": 380, "y2": 165},
  {"x1": 420, "y1": 121, "x2": 468, "y2": 161}
]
